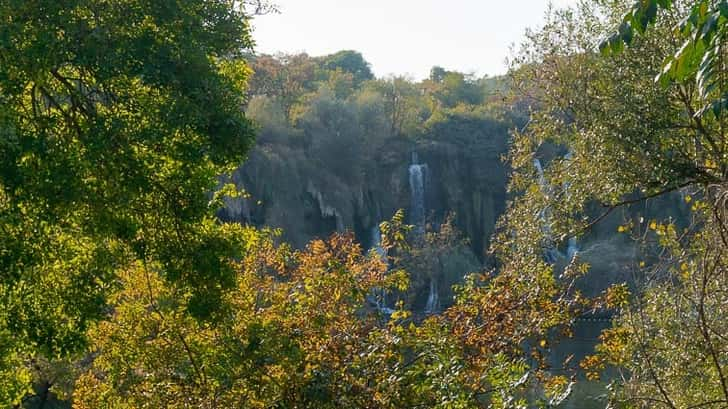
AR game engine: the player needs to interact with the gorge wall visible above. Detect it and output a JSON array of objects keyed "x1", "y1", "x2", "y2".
[{"x1": 219, "y1": 113, "x2": 510, "y2": 265}]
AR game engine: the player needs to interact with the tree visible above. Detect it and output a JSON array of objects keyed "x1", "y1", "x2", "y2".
[
  {"x1": 430, "y1": 66, "x2": 448, "y2": 83},
  {"x1": 320, "y1": 50, "x2": 374, "y2": 86},
  {"x1": 73, "y1": 229, "x2": 397, "y2": 408},
  {"x1": 584, "y1": 212, "x2": 728, "y2": 408},
  {"x1": 422, "y1": 69, "x2": 483, "y2": 109},
  {"x1": 363, "y1": 76, "x2": 428, "y2": 137},
  {"x1": 72, "y1": 212, "x2": 563, "y2": 408},
  {"x1": 509, "y1": 0, "x2": 728, "y2": 406},
  {"x1": 602, "y1": 0, "x2": 728, "y2": 119},
  {"x1": 248, "y1": 53, "x2": 319, "y2": 119},
  {"x1": 0, "y1": 0, "x2": 256, "y2": 405},
  {"x1": 72, "y1": 222, "x2": 477, "y2": 408},
  {"x1": 296, "y1": 86, "x2": 366, "y2": 180}
]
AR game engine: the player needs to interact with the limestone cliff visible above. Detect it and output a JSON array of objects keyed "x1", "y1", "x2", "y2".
[{"x1": 219, "y1": 113, "x2": 510, "y2": 264}]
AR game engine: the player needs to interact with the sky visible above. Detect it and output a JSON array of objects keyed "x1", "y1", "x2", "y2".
[{"x1": 251, "y1": 0, "x2": 577, "y2": 80}]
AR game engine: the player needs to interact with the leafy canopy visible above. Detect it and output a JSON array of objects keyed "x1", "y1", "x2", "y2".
[{"x1": 0, "y1": 0, "x2": 256, "y2": 405}]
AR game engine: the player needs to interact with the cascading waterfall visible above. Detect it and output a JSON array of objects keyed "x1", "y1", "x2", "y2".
[
  {"x1": 563, "y1": 153, "x2": 579, "y2": 261},
  {"x1": 534, "y1": 158, "x2": 562, "y2": 263},
  {"x1": 566, "y1": 236, "x2": 579, "y2": 260},
  {"x1": 371, "y1": 224, "x2": 386, "y2": 258},
  {"x1": 534, "y1": 158, "x2": 547, "y2": 189},
  {"x1": 424, "y1": 278, "x2": 440, "y2": 314},
  {"x1": 534, "y1": 155, "x2": 579, "y2": 263},
  {"x1": 409, "y1": 152, "x2": 427, "y2": 236},
  {"x1": 369, "y1": 224, "x2": 393, "y2": 314},
  {"x1": 409, "y1": 152, "x2": 440, "y2": 314}
]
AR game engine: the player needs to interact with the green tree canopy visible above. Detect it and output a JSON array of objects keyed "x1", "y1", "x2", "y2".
[
  {"x1": 0, "y1": 0, "x2": 256, "y2": 404},
  {"x1": 320, "y1": 50, "x2": 374, "y2": 86}
]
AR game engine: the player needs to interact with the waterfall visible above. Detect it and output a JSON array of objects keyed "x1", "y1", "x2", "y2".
[
  {"x1": 534, "y1": 158, "x2": 561, "y2": 263},
  {"x1": 562, "y1": 152, "x2": 579, "y2": 261},
  {"x1": 409, "y1": 153, "x2": 427, "y2": 236},
  {"x1": 534, "y1": 155, "x2": 579, "y2": 263},
  {"x1": 534, "y1": 158, "x2": 547, "y2": 189},
  {"x1": 424, "y1": 278, "x2": 440, "y2": 314},
  {"x1": 409, "y1": 152, "x2": 441, "y2": 315},
  {"x1": 368, "y1": 224, "x2": 393, "y2": 315},
  {"x1": 371, "y1": 224, "x2": 387, "y2": 309},
  {"x1": 566, "y1": 236, "x2": 579, "y2": 260},
  {"x1": 371, "y1": 224, "x2": 386, "y2": 259}
]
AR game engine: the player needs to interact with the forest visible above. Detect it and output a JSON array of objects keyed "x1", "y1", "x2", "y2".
[{"x1": 1, "y1": 0, "x2": 727, "y2": 408}]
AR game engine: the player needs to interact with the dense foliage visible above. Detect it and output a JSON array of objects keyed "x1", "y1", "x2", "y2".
[
  {"x1": 508, "y1": 0, "x2": 728, "y2": 407},
  {"x1": 0, "y1": 0, "x2": 256, "y2": 405}
]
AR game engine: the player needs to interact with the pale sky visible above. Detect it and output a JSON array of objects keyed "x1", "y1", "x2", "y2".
[{"x1": 251, "y1": 0, "x2": 577, "y2": 80}]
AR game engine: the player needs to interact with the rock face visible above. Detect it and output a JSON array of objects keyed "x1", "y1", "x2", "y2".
[{"x1": 219, "y1": 115, "x2": 510, "y2": 262}]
